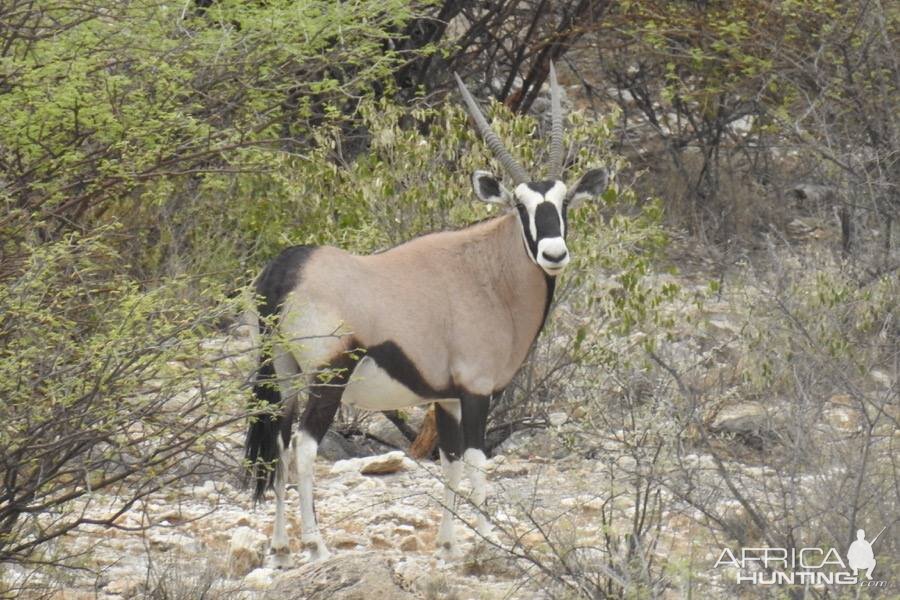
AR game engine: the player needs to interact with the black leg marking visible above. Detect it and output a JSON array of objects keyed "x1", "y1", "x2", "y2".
[
  {"x1": 460, "y1": 393, "x2": 491, "y2": 455},
  {"x1": 435, "y1": 403, "x2": 462, "y2": 461},
  {"x1": 297, "y1": 350, "x2": 359, "y2": 527},
  {"x1": 300, "y1": 390, "x2": 341, "y2": 444},
  {"x1": 300, "y1": 350, "x2": 359, "y2": 443}
]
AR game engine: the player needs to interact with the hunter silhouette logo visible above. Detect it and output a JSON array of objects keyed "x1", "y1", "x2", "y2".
[{"x1": 847, "y1": 527, "x2": 884, "y2": 580}]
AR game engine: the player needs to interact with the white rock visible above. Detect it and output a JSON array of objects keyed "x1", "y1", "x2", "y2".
[
  {"x1": 331, "y1": 452, "x2": 407, "y2": 475},
  {"x1": 711, "y1": 402, "x2": 769, "y2": 434},
  {"x1": 148, "y1": 531, "x2": 199, "y2": 553},
  {"x1": 870, "y1": 369, "x2": 893, "y2": 389},
  {"x1": 360, "y1": 451, "x2": 406, "y2": 475},
  {"x1": 193, "y1": 480, "x2": 220, "y2": 500},
  {"x1": 228, "y1": 526, "x2": 268, "y2": 577},
  {"x1": 353, "y1": 477, "x2": 383, "y2": 491},
  {"x1": 549, "y1": 412, "x2": 568, "y2": 427},
  {"x1": 492, "y1": 508, "x2": 519, "y2": 526},
  {"x1": 491, "y1": 460, "x2": 529, "y2": 478},
  {"x1": 399, "y1": 535, "x2": 420, "y2": 551},
  {"x1": 330, "y1": 458, "x2": 363, "y2": 475},
  {"x1": 105, "y1": 578, "x2": 142, "y2": 596},
  {"x1": 243, "y1": 567, "x2": 275, "y2": 590},
  {"x1": 583, "y1": 497, "x2": 606, "y2": 512},
  {"x1": 617, "y1": 455, "x2": 637, "y2": 471}
]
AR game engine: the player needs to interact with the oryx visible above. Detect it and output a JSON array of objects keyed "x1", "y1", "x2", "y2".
[{"x1": 244, "y1": 63, "x2": 608, "y2": 565}]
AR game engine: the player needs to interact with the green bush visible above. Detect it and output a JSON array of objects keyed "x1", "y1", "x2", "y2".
[
  {"x1": 0, "y1": 229, "x2": 245, "y2": 567},
  {"x1": 0, "y1": 0, "x2": 416, "y2": 279}
]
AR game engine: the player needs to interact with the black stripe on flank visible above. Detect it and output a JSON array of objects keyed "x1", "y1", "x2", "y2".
[
  {"x1": 366, "y1": 341, "x2": 511, "y2": 399},
  {"x1": 365, "y1": 341, "x2": 454, "y2": 399}
]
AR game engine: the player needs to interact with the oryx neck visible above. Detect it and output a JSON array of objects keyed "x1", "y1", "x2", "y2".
[{"x1": 490, "y1": 212, "x2": 556, "y2": 341}]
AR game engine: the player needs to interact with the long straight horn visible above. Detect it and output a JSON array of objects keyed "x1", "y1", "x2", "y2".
[
  {"x1": 454, "y1": 72, "x2": 530, "y2": 185},
  {"x1": 547, "y1": 61, "x2": 565, "y2": 179}
]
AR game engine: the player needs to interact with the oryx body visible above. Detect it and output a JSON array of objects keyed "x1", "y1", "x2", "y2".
[{"x1": 245, "y1": 63, "x2": 608, "y2": 565}]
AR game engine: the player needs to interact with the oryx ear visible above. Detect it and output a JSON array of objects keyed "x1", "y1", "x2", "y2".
[
  {"x1": 472, "y1": 170, "x2": 512, "y2": 205},
  {"x1": 567, "y1": 168, "x2": 609, "y2": 208}
]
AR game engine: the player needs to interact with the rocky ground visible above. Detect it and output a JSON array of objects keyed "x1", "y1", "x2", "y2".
[
  {"x1": 4, "y1": 409, "x2": 733, "y2": 600},
  {"x1": 18, "y1": 398, "x2": 872, "y2": 600}
]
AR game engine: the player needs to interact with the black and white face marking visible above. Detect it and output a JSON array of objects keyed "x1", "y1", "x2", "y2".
[{"x1": 513, "y1": 180, "x2": 570, "y2": 275}]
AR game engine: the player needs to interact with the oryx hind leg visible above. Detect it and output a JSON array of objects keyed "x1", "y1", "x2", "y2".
[
  {"x1": 269, "y1": 436, "x2": 292, "y2": 568},
  {"x1": 267, "y1": 353, "x2": 302, "y2": 569},
  {"x1": 293, "y1": 352, "x2": 356, "y2": 561},
  {"x1": 435, "y1": 400, "x2": 463, "y2": 558}
]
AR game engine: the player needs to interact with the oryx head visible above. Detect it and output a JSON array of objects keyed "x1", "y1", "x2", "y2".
[{"x1": 455, "y1": 63, "x2": 608, "y2": 276}]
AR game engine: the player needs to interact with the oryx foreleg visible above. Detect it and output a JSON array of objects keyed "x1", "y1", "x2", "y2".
[
  {"x1": 435, "y1": 400, "x2": 463, "y2": 558},
  {"x1": 460, "y1": 393, "x2": 493, "y2": 540}
]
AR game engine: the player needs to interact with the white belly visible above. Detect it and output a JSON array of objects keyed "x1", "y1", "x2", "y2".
[{"x1": 341, "y1": 356, "x2": 435, "y2": 411}]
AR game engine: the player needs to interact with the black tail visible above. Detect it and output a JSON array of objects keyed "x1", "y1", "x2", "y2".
[
  {"x1": 244, "y1": 349, "x2": 292, "y2": 503},
  {"x1": 244, "y1": 245, "x2": 315, "y2": 502}
]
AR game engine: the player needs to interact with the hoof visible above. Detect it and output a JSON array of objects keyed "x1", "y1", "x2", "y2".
[
  {"x1": 266, "y1": 545, "x2": 293, "y2": 570},
  {"x1": 302, "y1": 534, "x2": 331, "y2": 562}
]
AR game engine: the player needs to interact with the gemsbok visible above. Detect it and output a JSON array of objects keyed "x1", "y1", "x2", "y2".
[{"x1": 245, "y1": 63, "x2": 608, "y2": 565}]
